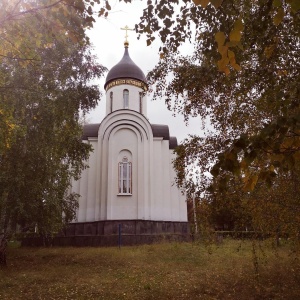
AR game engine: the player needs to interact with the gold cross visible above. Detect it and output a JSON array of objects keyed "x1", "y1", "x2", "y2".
[{"x1": 121, "y1": 25, "x2": 134, "y2": 43}]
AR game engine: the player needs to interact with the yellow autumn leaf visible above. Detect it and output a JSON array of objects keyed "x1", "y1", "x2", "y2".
[
  {"x1": 243, "y1": 174, "x2": 259, "y2": 191},
  {"x1": 272, "y1": 154, "x2": 284, "y2": 162},
  {"x1": 280, "y1": 138, "x2": 296, "y2": 149},
  {"x1": 192, "y1": 0, "x2": 202, "y2": 5},
  {"x1": 217, "y1": 59, "x2": 224, "y2": 70},
  {"x1": 224, "y1": 67, "x2": 230, "y2": 76},
  {"x1": 272, "y1": 0, "x2": 281, "y2": 7},
  {"x1": 228, "y1": 50, "x2": 237, "y2": 66},
  {"x1": 210, "y1": 0, "x2": 223, "y2": 8},
  {"x1": 218, "y1": 45, "x2": 228, "y2": 57},
  {"x1": 229, "y1": 29, "x2": 241, "y2": 42},
  {"x1": 264, "y1": 44, "x2": 275, "y2": 58},
  {"x1": 8, "y1": 123, "x2": 16, "y2": 130},
  {"x1": 200, "y1": 0, "x2": 210, "y2": 7},
  {"x1": 36, "y1": 39, "x2": 41, "y2": 48},
  {"x1": 276, "y1": 69, "x2": 288, "y2": 76},
  {"x1": 237, "y1": 41, "x2": 244, "y2": 50},
  {"x1": 234, "y1": 18, "x2": 244, "y2": 31},
  {"x1": 217, "y1": 57, "x2": 229, "y2": 70},
  {"x1": 19, "y1": 60, "x2": 30, "y2": 68},
  {"x1": 215, "y1": 31, "x2": 226, "y2": 46},
  {"x1": 286, "y1": 0, "x2": 300, "y2": 12},
  {"x1": 229, "y1": 56, "x2": 236, "y2": 65},
  {"x1": 228, "y1": 49, "x2": 235, "y2": 59},
  {"x1": 273, "y1": 7, "x2": 284, "y2": 26},
  {"x1": 232, "y1": 63, "x2": 241, "y2": 71},
  {"x1": 226, "y1": 41, "x2": 239, "y2": 47},
  {"x1": 193, "y1": 0, "x2": 210, "y2": 7}
]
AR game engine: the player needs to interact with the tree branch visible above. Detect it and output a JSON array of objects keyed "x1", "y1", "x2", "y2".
[
  {"x1": 0, "y1": 54, "x2": 41, "y2": 62},
  {"x1": 0, "y1": 0, "x2": 64, "y2": 26}
]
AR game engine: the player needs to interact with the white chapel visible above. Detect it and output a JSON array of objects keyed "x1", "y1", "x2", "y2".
[{"x1": 64, "y1": 39, "x2": 189, "y2": 245}]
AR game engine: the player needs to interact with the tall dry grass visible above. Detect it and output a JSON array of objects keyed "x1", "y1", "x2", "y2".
[{"x1": 1, "y1": 239, "x2": 299, "y2": 299}]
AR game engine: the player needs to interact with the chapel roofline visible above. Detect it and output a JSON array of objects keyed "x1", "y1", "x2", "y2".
[{"x1": 82, "y1": 122, "x2": 178, "y2": 149}]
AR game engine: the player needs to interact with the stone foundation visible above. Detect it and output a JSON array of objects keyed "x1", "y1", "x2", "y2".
[{"x1": 22, "y1": 220, "x2": 190, "y2": 247}]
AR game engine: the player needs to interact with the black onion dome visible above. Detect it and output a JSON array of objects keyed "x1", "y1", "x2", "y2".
[{"x1": 104, "y1": 45, "x2": 146, "y2": 89}]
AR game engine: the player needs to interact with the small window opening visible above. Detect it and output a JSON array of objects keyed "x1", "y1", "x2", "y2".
[
  {"x1": 139, "y1": 92, "x2": 143, "y2": 113},
  {"x1": 110, "y1": 91, "x2": 113, "y2": 112},
  {"x1": 118, "y1": 157, "x2": 132, "y2": 194},
  {"x1": 123, "y1": 89, "x2": 129, "y2": 109}
]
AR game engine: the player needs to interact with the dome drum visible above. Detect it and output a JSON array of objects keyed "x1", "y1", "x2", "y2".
[
  {"x1": 104, "y1": 46, "x2": 148, "y2": 91},
  {"x1": 105, "y1": 77, "x2": 147, "y2": 92}
]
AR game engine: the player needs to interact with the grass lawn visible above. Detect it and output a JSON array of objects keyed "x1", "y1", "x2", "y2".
[{"x1": 1, "y1": 239, "x2": 300, "y2": 299}]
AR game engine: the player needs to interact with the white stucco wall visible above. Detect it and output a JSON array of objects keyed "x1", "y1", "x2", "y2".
[
  {"x1": 77, "y1": 156, "x2": 88, "y2": 222},
  {"x1": 86, "y1": 139, "x2": 97, "y2": 222},
  {"x1": 70, "y1": 83, "x2": 187, "y2": 223},
  {"x1": 169, "y1": 151, "x2": 187, "y2": 221},
  {"x1": 108, "y1": 128, "x2": 138, "y2": 219}
]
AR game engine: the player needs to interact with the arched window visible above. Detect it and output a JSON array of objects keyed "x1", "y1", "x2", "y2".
[
  {"x1": 139, "y1": 92, "x2": 143, "y2": 113},
  {"x1": 118, "y1": 157, "x2": 132, "y2": 194},
  {"x1": 123, "y1": 89, "x2": 129, "y2": 109},
  {"x1": 110, "y1": 91, "x2": 113, "y2": 113}
]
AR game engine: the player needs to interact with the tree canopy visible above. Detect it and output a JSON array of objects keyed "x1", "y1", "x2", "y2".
[
  {"x1": 0, "y1": 0, "x2": 105, "y2": 266},
  {"x1": 0, "y1": 0, "x2": 100, "y2": 152},
  {"x1": 119, "y1": 0, "x2": 300, "y2": 239},
  {"x1": 129, "y1": 0, "x2": 300, "y2": 189}
]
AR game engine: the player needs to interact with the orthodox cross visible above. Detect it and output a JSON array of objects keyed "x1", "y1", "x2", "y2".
[{"x1": 121, "y1": 25, "x2": 134, "y2": 43}]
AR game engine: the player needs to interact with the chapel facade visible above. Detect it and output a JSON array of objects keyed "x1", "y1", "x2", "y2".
[{"x1": 63, "y1": 41, "x2": 189, "y2": 245}]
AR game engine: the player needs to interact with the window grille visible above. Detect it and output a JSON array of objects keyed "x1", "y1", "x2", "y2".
[{"x1": 118, "y1": 157, "x2": 132, "y2": 194}]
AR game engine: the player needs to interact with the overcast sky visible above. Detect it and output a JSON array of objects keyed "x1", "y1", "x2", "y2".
[{"x1": 87, "y1": 1, "x2": 203, "y2": 143}]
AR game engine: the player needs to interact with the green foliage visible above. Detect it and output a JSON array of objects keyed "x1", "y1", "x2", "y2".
[
  {"x1": 0, "y1": 0, "x2": 102, "y2": 153},
  {"x1": 0, "y1": 0, "x2": 106, "y2": 261},
  {"x1": 139, "y1": 1, "x2": 300, "y2": 187},
  {"x1": 115, "y1": 0, "x2": 300, "y2": 241},
  {"x1": 197, "y1": 165, "x2": 300, "y2": 244},
  {"x1": 0, "y1": 0, "x2": 96, "y2": 62}
]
